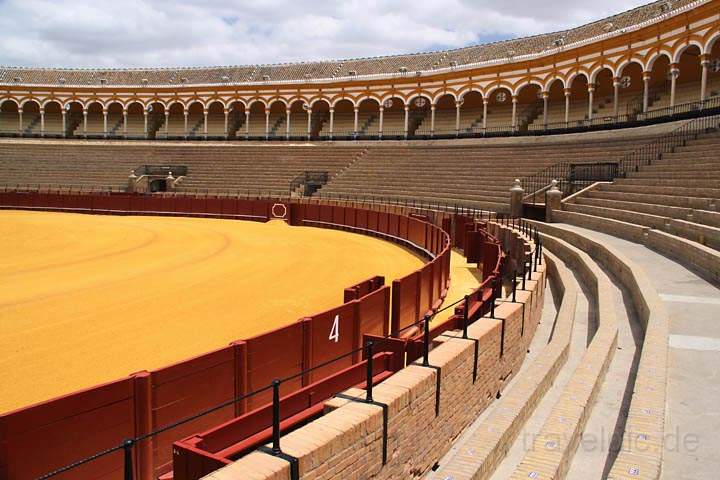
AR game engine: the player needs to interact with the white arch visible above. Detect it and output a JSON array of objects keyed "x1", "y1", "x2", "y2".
[
  {"x1": 543, "y1": 76, "x2": 567, "y2": 91},
  {"x1": 406, "y1": 92, "x2": 433, "y2": 107},
  {"x1": 19, "y1": 98, "x2": 41, "y2": 109},
  {"x1": 309, "y1": 97, "x2": 332, "y2": 108},
  {"x1": 330, "y1": 96, "x2": 357, "y2": 108},
  {"x1": 513, "y1": 80, "x2": 543, "y2": 97},
  {"x1": 589, "y1": 65, "x2": 614, "y2": 84},
  {"x1": 0, "y1": 97, "x2": 20, "y2": 108},
  {"x1": 124, "y1": 99, "x2": 151, "y2": 111},
  {"x1": 435, "y1": 91, "x2": 461, "y2": 105},
  {"x1": 206, "y1": 99, "x2": 226, "y2": 111},
  {"x1": 266, "y1": 97, "x2": 289, "y2": 109},
  {"x1": 566, "y1": 70, "x2": 590, "y2": 88},
  {"x1": 84, "y1": 99, "x2": 105, "y2": 111},
  {"x1": 484, "y1": 84, "x2": 512, "y2": 99},
  {"x1": 703, "y1": 31, "x2": 720, "y2": 54},
  {"x1": 39, "y1": 98, "x2": 62, "y2": 108},
  {"x1": 227, "y1": 98, "x2": 248, "y2": 110},
  {"x1": 615, "y1": 59, "x2": 646, "y2": 77},
  {"x1": 355, "y1": 96, "x2": 381, "y2": 108},
  {"x1": 645, "y1": 50, "x2": 673, "y2": 71},
  {"x1": 246, "y1": 98, "x2": 268, "y2": 110},
  {"x1": 456, "y1": 87, "x2": 481, "y2": 102},
  {"x1": 672, "y1": 40, "x2": 704, "y2": 64}
]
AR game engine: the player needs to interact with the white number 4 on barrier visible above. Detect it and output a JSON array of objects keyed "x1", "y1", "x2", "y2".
[{"x1": 329, "y1": 314, "x2": 340, "y2": 343}]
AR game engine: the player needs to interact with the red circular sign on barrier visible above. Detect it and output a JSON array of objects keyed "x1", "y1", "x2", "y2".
[{"x1": 271, "y1": 203, "x2": 287, "y2": 218}]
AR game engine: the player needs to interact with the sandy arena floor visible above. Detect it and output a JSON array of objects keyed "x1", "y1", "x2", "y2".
[{"x1": 0, "y1": 210, "x2": 424, "y2": 413}]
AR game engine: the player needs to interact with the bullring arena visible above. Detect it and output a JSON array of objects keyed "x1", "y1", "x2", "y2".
[{"x1": 1, "y1": 1, "x2": 719, "y2": 480}]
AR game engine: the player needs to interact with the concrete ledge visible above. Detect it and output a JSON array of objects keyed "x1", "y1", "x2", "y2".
[
  {"x1": 509, "y1": 232, "x2": 618, "y2": 480},
  {"x1": 553, "y1": 210, "x2": 649, "y2": 244},
  {"x1": 429, "y1": 250, "x2": 578, "y2": 480},
  {"x1": 530, "y1": 221, "x2": 670, "y2": 480}
]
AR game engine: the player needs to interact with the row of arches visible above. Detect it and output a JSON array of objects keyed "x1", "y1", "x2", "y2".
[{"x1": 1, "y1": 42, "x2": 718, "y2": 138}]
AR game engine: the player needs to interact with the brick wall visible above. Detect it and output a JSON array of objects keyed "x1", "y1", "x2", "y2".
[{"x1": 202, "y1": 226, "x2": 546, "y2": 480}]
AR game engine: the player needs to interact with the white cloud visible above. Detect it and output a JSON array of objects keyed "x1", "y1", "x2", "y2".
[{"x1": 0, "y1": 0, "x2": 653, "y2": 68}]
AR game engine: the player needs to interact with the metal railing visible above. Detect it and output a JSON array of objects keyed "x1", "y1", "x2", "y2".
[
  {"x1": 2, "y1": 97, "x2": 719, "y2": 142},
  {"x1": 617, "y1": 109, "x2": 720, "y2": 177},
  {"x1": 520, "y1": 105, "x2": 720, "y2": 204},
  {"x1": 32, "y1": 221, "x2": 541, "y2": 480}
]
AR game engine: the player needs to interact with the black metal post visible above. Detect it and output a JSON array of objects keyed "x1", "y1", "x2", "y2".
[
  {"x1": 271, "y1": 379, "x2": 281, "y2": 454},
  {"x1": 123, "y1": 439, "x2": 134, "y2": 480},
  {"x1": 512, "y1": 271, "x2": 517, "y2": 302},
  {"x1": 462, "y1": 295, "x2": 469, "y2": 339},
  {"x1": 538, "y1": 240, "x2": 543, "y2": 264},
  {"x1": 365, "y1": 341, "x2": 374, "y2": 402},
  {"x1": 522, "y1": 263, "x2": 527, "y2": 290},
  {"x1": 422, "y1": 314, "x2": 431, "y2": 367},
  {"x1": 490, "y1": 287, "x2": 496, "y2": 318},
  {"x1": 534, "y1": 247, "x2": 539, "y2": 272}
]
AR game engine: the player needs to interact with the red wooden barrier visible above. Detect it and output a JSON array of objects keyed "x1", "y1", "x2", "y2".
[
  {"x1": 0, "y1": 194, "x2": 455, "y2": 480},
  {"x1": 356, "y1": 285, "x2": 391, "y2": 339},
  {"x1": 301, "y1": 301, "x2": 357, "y2": 384},
  {"x1": 0, "y1": 378, "x2": 135, "y2": 480},
  {"x1": 244, "y1": 323, "x2": 304, "y2": 410},
  {"x1": 149, "y1": 346, "x2": 238, "y2": 477}
]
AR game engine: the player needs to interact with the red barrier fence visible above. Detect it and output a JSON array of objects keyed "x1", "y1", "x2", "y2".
[
  {"x1": 0, "y1": 190, "x2": 273, "y2": 221},
  {"x1": 0, "y1": 193, "x2": 452, "y2": 480}
]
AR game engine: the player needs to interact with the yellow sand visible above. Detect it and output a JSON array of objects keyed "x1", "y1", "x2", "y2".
[
  {"x1": 431, "y1": 250, "x2": 482, "y2": 326},
  {"x1": 0, "y1": 210, "x2": 423, "y2": 413}
]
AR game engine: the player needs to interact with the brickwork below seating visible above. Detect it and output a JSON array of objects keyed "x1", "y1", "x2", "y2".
[{"x1": 202, "y1": 224, "x2": 546, "y2": 480}]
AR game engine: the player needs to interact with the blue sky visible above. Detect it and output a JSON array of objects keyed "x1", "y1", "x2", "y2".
[{"x1": 0, "y1": 0, "x2": 654, "y2": 68}]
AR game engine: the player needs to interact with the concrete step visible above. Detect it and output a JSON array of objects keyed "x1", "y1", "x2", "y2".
[
  {"x1": 587, "y1": 190, "x2": 716, "y2": 210},
  {"x1": 574, "y1": 196, "x2": 693, "y2": 220},
  {"x1": 599, "y1": 183, "x2": 720, "y2": 199}
]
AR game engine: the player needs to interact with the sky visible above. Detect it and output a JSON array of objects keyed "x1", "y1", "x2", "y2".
[{"x1": 0, "y1": 0, "x2": 654, "y2": 69}]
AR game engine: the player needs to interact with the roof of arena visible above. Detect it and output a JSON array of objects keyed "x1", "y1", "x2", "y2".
[{"x1": 0, "y1": 0, "x2": 701, "y2": 87}]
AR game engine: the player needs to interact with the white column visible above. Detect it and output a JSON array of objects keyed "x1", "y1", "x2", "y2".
[
  {"x1": 455, "y1": 103, "x2": 461, "y2": 134},
  {"x1": 62, "y1": 110, "x2": 66, "y2": 138},
  {"x1": 123, "y1": 110, "x2": 128, "y2": 137},
  {"x1": 588, "y1": 84, "x2": 595, "y2": 120},
  {"x1": 203, "y1": 110, "x2": 208, "y2": 137},
  {"x1": 542, "y1": 92, "x2": 549, "y2": 127},
  {"x1": 511, "y1": 96, "x2": 518, "y2": 131},
  {"x1": 642, "y1": 73, "x2": 651, "y2": 112},
  {"x1": 144, "y1": 111, "x2": 149, "y2": 139},
  {"x1": 306, "y1": 108, "x2": 312, "y2": 138},
  {"x1": 103, "y1": 110, "x2": 108, "y2": 137},
  {"x1": 482, "y1": 99, "x2": 488, "y2": 131},
  {"x1": 430, "y1": 104, "x2": 436, "y2": 136},
  {"x1": 669, "y1": 64, "x2": 679, "y2": 108},
  {"x1": 564, "y1": 89, "x2": 571, "y2": 124},
  {"x1": 83, "y1": 109, "x2": 88, "y2": 136},
  {"x1": 245, "y1": 110, "x2": 250, "y2": 138},
  {"x1": 183, "y1": 111, "x2": 189, "y2": 137},
  {"x1": 224, "y1": 110, "x2": 229, "y2": 138},
  {"x1": 164, "y1": 111, "x2": 169, "y2": 137},
  {"x1": 40, "y1": 108, "x2": 45, "y2": 137},
  {"x1": 353, "y1": 107, "x2": 359, "y2": 136},
  {"x1": 329, "y1": 108, "x2": 335, "y2": 139},
  {"x1": 378, "y1": 106, "x2": 384, "y2": 137},
  {"x1": 18, "y1": 108, "x2": 23, "y2": 134},
  {"x1": 700, "y1": 56, "x2": 710, "y2": 102},
  {"x1": 403, "y1": 105, "x2": 409, "y2": 138},
  {"x1": 265, "y1": 110, "x2": 270, "y2": 138},
  {"x1": 285, "y1": 109, "x2": 291, "y2": 139},
  {"x1": 613, "y1": 77, "x2": 621, "y2": 118}
]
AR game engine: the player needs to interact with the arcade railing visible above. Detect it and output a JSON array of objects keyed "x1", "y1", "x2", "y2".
[{"x1": 2, "y1": 97, "x2": 719, "y2": 141}]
